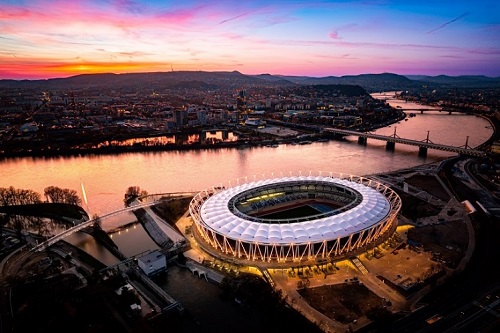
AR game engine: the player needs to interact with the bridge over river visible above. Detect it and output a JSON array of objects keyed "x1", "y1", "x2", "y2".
[
  {"x1": 378, "y1": 97, "x2": 468, "y2": 114},
  {"x1": 31, "y1": 192, "x2": 197, "y2": 252},
  {"x1": 324, "y1": 128, "x2": 486, "y2": 157}
]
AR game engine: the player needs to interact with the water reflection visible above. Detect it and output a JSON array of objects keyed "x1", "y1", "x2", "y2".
[
  {"x1": 97, "y1": 130, "x2": 238, "y2": 148},
  {"x1": 108, "y1": 221, "x2": 159, "y2": 257}
]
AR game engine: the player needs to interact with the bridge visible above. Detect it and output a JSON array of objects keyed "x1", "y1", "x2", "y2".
[
  {"x1": 399, "y1": 108, "x2": 468, "y2": 114},
  {"x1": 377, "y1": 97, "x2": 469, "y2": 114},
  {"x1": 324, "y1": 128, "x2": 486, "y2": 157},
  {"x1": 31, "y1": 191, "x2": 197, "y2": 252}
]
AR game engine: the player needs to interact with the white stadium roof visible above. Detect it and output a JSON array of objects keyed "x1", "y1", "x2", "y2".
[{"x1": 199, "y1": 175, "x2": 391, "y2": 244}]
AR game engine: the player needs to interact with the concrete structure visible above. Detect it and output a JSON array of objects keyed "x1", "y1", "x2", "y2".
[
  {"x1": 244, "y1": 118, "x2": 266, "y2": 127},
  {"x1": 190, "y1": 172, "x2": 401, "y2": 265},
  {"x1": 137, "y1": 250, "x2": 166, "y2": 276}
]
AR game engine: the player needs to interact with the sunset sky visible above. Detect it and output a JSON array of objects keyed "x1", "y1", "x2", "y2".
[{"x1": 1, "y1": 0, "x2": 499, "y2": 79}]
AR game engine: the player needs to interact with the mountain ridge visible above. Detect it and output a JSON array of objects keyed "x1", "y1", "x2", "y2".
[{"x1": 1, "y1": 71, "x2": 499, "y2": 91}]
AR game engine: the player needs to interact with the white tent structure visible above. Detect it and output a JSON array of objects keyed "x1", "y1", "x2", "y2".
[{"x1": 190, "y1": 172, "x2": 401, "y2": 264}]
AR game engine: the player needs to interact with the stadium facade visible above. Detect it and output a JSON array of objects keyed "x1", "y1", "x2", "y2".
[{"x1": 189, "y1": 172, "x2": 401, "y2": 265}]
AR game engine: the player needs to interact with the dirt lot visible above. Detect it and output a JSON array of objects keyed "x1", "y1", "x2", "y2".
[
  {"x1": 405, "y1": 174, "x2": 451, "y2": 202},
  {"x1": 395, "y1": 190, "x2": 441, "y2": 220},
  {"x1": 298, "y1": 283, "x2": 386, "y2": 324},
  {"x1": 407, "y1": 220, "x2": 468, "y2": 268}
]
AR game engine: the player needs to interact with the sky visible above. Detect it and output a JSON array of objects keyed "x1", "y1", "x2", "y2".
[{"x1": 0, "y1": 0, "x2": 499, "y2": 79}]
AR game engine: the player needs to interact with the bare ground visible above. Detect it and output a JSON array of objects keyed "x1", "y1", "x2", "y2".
[
  {"x1": 298, "y1": 283, "x2": 386, "y2": 324},
  {"x1": 405, "y1": 174, "x2": 451, "y2": 202},
  {"x1": 407, "y1": 220, "x2": 468, "y2": 268}
]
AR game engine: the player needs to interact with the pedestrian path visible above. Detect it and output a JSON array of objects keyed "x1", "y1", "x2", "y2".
[{"x1": 351, "y1": 257, "x2": 368, "y2": 275}]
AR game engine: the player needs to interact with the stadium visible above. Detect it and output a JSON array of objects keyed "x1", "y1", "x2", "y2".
[{"x1": 189, "y1": 172, "x2": 401, "y2": 266}]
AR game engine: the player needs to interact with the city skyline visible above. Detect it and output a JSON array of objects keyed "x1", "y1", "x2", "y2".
[{"x1": 1, "y1": 0, "x2": 499, "y2": 80}]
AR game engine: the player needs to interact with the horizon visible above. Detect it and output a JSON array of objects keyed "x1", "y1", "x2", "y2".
[
  {"x1": 2, "y1": 70, "x2": 500, "y2": 82},
  {"x1": 1, "y1": 0, "x2": 499, "y2": 80}
]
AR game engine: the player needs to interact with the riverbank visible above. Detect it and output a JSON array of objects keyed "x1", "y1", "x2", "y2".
[{"x1": 0, "y1": 111, "x2": 408, "y2": 159}]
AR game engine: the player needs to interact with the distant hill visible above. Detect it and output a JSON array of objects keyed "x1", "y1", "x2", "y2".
[
  {"x1": 255, "y1": 73, "x2": 420, "y2": 92},
  {"x1": 289, "y1": 84, "x2": 368, "y2": 97},
  {"x1": 1, "y1": 71, "x2": 498, "y2": 91},
  {"x1": 0, "y1": 71, "x2": 276, "y2": 91},
  {"x1": 404, "y1": 75, "x2": 500, "y2": 88}
]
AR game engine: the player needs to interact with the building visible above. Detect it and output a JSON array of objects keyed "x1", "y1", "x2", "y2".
[
  {"x1": 237, "y1": 90, "x2": 246, "y2": 111},
  {"x1": 137, "y1": 250, "x2": 166, "y2": 276},
  {"x1": 333, "y1": 115, "x2": 363, "y2": 128},
  {"x1": 190, "y1": 172, "x2": 401, "y2": 266},
  {"x1": 244, "y1": 118, "x2": 266, "y2": 127},
  {"x1": 174, "y1": 109, "x2": 184, "y2": 129}
]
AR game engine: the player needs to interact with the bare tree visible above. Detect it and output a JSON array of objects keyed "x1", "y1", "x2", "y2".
[
  {"x1": 62, "y1": 188, "x2": 82, "y2": 205},
  {"x1": 124, "y1": 186, "x2": 147, "y2": 206},
  {"x1": 44, "y1": 186, "x2": 65, "y2": 203},
  {"x1": 92, "y1": 213, "x2": 102, "y2": 228},
  {"x1": 44, "y1": 186, "x2": 81, "y2": 205},
  {"x1": 0, "y1": 186, "x2": 41, "y2": 206}
]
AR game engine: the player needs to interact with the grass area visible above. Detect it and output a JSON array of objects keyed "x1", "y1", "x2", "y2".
[
  {"x1": 298, "y1": 283, "x2": 388, "y2": 324},
  {"x1": 151, "y1": 197, "x2": 192, "y2": 225},
  {"x1": 258, "y1": 204, "x2": 321, "y2": 219}
]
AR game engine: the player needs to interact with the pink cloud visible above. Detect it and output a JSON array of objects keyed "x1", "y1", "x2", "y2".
[{"x1": 329, "y1": 31, "x2": 341, "y2": 40}]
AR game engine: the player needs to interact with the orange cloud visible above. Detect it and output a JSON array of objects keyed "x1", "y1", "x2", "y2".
[{"x1": 0, "y1": 60, "x2": 172, "y2": 79}]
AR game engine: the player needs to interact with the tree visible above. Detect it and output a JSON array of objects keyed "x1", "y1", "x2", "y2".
[
  {"x1": 62, "y1": 188, "x2": 82, "y2": 205},
  {"x1": 43, "y1": 186, "x2": 81, "y2": 205},
  {"x1": 0, "y1": 186, "x2": 41, "y2": 206},
  {"x1": 125, "y1": 186, "x2": 141, "y2": 198},
  {"x1": 44, "y1": 186, "x2": 65, "y2": 203},
  {"x1": 124, "y1": 186, "x2": 147, "y2": 206},
  {"x1": 92, "y1": 213, "x2": 102, "y2": 228}
]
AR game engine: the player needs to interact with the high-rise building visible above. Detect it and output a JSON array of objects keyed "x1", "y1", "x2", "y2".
[
  {"x1": 174, "y1": 109, "x2": 183, "y2": 129},
  {"x1": 236, "y1": 90, "x2": 246, "y2": 111}
]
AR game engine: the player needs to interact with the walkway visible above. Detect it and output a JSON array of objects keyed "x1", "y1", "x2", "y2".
[
  {"x1": 142, "y1": 205, "x2": 185, "y2": 244},
  {"x1": 269, "y1": 259, "x2": 409, "y2": 333}
]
